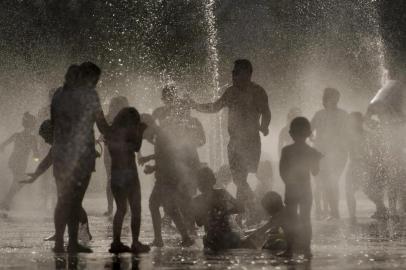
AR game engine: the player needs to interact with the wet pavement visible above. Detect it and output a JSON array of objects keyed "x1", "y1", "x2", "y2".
[{"x1": 1, "y1": 196, "x2": 406, "y2": 270}]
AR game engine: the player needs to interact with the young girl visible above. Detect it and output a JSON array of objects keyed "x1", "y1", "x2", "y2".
[
  {"x1": 102, "y1": 96, "x2": 129, "y2": 216},
  {"x1": 105, "y1": 107, "x2": 150, "y2": 253}
]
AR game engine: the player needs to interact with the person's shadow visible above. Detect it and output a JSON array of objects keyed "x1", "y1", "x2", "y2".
[
  {"x1": 105, "y1": 255, "x2": 140, "y2": 270},
  {"x1": 54, "y1": 254, "x2": 80, "y2": 270}
]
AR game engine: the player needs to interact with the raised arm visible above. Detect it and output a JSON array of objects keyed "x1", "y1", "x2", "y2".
[{"x1": 194, "y1": 88, "x2": 230, "y2": 113}]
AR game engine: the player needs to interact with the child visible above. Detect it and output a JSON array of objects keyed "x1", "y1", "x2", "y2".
[
  {"x1": 105, "y1": 107, "x2": 150, "y2": 253},
  {"x1": 21, "y1": 119, "x2": 92, "y2": 242},
  {"x1": 242, "y1": 191, "x2": 288, "y2": 254},
  {"x1": 139, "y1": 114, "x2": 194, "y2": 248},
  {"x1": 192, "y1": 167, "x2": 243, "y2": 251},
  {"x1": 102, "y1": 96, "x2": 129, "y2": 216},
  {"x1": 279, "y1": 117, "x2": 322, "y2": 257},
  {"x1": 0, "y1": 112, "x2": 39, "y2": 210}
]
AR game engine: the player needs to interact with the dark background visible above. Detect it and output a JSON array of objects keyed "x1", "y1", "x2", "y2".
[{"x1": 0, "y1": 0, "x2": 405, "y2": 121}]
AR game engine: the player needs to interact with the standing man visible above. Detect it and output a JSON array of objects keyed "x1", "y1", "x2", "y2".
[
  {"x1": 190, "y1": 59, "x2": 271, "y2": 223},
  {"x1": 51, "y1": 62, "x2": 109, "y2": 253}
]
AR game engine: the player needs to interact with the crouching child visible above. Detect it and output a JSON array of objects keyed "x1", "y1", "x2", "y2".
[{"x1": 192, "y1": 167, "x2": 243, "y2": 251}]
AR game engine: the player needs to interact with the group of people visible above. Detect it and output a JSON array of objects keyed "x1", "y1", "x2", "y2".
[{"x1": 0, "y1": 58, "x2": 405, "y2": 258}]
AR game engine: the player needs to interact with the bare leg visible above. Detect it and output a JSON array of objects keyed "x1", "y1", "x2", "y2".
[
  {"x1": 149, "y1": 185, "x2": 163, "y2": 245},
  {"x1": 111, "y1": 187, "x2": 128, "y2": 244}
]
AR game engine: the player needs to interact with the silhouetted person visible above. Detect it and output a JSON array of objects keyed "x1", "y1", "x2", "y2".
[
  {"x1": 105, "y1": 107, "x2": 150, "y2": 254},
  {"x1": 51, "y1": 62, "x2": 109, "y2": 253},
  {"x1": 278, "y1": 107, "x2": 302, "y2": 155},
  {"x1": 191, "y1": 59, "x2": 271, "y2": 223},
  {"x1": 242, "y1": 191, "x2": 289, "y2": 255},
  {"x1": 152, "y1": 85, "x2": 178, "y2": 126},
  {"x1": 0, "y1": 112, "x2": 38, "y2": 210},
  {"x1": 102, "y1": 96, "x2": 129, "y2": 216},
  {"x1": 139, "y1": 114, "x2": 194, "y2": 248},
  {"x1": 280, "y1": 117, "x2": 322, "y2": 258},
  {"x1": 21, "y1": 119, "x2": 92, "y2": 242},
  {"x1": 149, "y1": 85, "x2": 179, "y2": 228},
  {"x1": 192, "y1": 167, "x2": 243, "y2": 251},
  {"x1": 311, "y1": 88, "x2": 348, "y2": 219},
  {"x1": 367, "y1": 65, "x2": 406, "y2": 217},
  {"x1": 345, "y1": 112, "x2": 368, "y2": 223},
  {"x1": 166, "y1": 100, "x2": 206, "y2": 233}
]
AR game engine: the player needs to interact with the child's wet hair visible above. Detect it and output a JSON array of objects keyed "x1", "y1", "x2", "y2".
[
  {"x1": 197, "y1": 167, "x2": 217, "y2": 190},
  {"x1": 22, "y1": 112, "x2": 36, "y2": 129},
  {"x1": 111, "y1": 107, "x2": 141, "y2": 129},
  {"x1": 289, "y1": 117, "x2": 312, "y2": 138},
  {"x1": 80, "y1": 61, "x2": 101, "y2": 78},
  {"x1": 261, "y1": 191, "x2": 284, "y2": 215},
  {"x1": 64, "y1": 64, "x2": 80, "y2": 87}
]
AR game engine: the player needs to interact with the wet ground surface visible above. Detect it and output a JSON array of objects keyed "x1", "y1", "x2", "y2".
[{"x1": 1, "y1": 196, "x2": 406, "y2": 270}]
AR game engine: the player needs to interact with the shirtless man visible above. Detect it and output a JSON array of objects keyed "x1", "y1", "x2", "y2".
[{"x1": 190, "y1": 59, "x2": 271, "y2": 223}]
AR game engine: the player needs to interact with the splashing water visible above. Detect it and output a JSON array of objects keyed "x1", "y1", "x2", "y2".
[
  {"x1": 376, "y1": 38, "x2": 388, "y2": 87},
  {"x1": 204, "y1": 0, "x2": 225, "y2": 168}
]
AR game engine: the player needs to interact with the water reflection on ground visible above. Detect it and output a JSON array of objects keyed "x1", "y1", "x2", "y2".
[{"x1": 1, "y1": 199, "x2": 406, "y2": 269}]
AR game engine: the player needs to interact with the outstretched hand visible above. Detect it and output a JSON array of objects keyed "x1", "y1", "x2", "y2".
[{"x1": 19, "y1": 173, "x2": 38, "y2": 184}]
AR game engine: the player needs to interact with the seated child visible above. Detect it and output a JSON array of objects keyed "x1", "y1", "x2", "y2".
[
  {"x1": 279, "y1": 117, "x2": 322, "y2": 258},
  {"x1": 241, "y1": 191, "x2": 288, "y2": 254},
  {"x1": 105, "y1": 107, "x2": 150, "y2": 253},
  {"x1": 192, "y1": 167, "x2": 243, "y2": 251}
]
